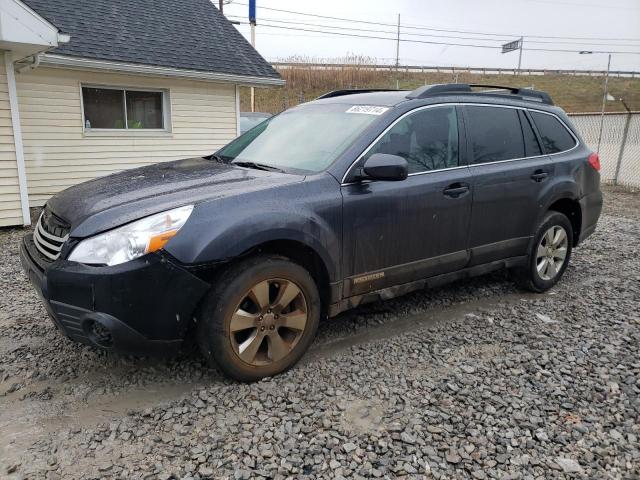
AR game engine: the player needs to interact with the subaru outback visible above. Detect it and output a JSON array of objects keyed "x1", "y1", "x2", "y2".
[{"x1": 20, "y1": 84, "x2": 602, "y2": 381}]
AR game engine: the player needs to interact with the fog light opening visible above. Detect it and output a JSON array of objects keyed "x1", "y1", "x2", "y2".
[{"x1": 84, "y1": 319, "x2": 114, "y2": 348}]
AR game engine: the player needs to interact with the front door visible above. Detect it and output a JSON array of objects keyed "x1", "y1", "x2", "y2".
[
  {"x1": 341, "y1": 105, "x2": 473, "y2": 297},
  {"x1": 463, "y1": 105, "x2": 552, "y2": 265}
]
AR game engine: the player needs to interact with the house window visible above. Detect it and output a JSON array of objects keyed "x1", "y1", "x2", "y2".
[{"x1": 82, "y1": 87, "x2": 166, "y2": 130}]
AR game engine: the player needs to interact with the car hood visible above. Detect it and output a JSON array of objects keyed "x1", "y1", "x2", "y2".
[{"x1": 47, "y1": 157, "x2": 303, "y2": 238}]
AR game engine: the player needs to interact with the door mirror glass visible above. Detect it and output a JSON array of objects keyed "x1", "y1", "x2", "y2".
[{"x1": 362, "y1": 153, "x2": 408, "y2": 181}]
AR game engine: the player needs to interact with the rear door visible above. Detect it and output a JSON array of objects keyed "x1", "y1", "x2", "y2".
[{"x1": 463, "y1": 105, "x2": 550, "y2": 265}]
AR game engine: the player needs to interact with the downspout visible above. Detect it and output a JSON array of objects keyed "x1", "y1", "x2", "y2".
[
  {"x1": 4, "y1": 52, "x2": 31, "y2": 226},
  {"x1": 15, "y1": 53, "x2": 41, "y2": 73},
  {"x1": 8, "y1": 34, "x2": 69, "y2": 226}
]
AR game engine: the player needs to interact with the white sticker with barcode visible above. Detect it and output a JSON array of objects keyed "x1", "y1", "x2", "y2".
[{"x1": 346, "y1": 105, "x2": 389, "y2": 115}]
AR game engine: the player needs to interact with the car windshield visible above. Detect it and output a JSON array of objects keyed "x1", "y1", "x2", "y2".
[{"x1": 217, "y1": 103, "x2": 384, "y2": 173}]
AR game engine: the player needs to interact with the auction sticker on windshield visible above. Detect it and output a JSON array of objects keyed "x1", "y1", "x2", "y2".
[{"x1": 346, "y1": 105, "x2": 390, "y2": 115}]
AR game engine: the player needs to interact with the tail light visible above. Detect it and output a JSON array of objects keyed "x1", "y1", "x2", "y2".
[{"x1": 588, "y1": 152, "x2": 600, "y2": 172}]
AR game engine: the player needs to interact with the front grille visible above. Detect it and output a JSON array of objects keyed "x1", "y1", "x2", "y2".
[{"x1": 33, "y1": 208, "x2": 70, "y2": 261}]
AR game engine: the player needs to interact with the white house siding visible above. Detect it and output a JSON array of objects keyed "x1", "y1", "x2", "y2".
[
  {"x1": 0, "y1": 52, "x2": 23, "y2": 227},
  {"x1": 16, "y1": 67, "x2": 238, "y2": 206}
]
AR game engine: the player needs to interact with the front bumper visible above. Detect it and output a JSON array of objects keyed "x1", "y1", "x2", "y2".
[{"x1": 20, "y1": 234, "x2": 209, "y2": 356}]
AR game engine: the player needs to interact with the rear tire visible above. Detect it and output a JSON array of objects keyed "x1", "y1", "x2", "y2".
[
  {"x1": 514, "y1": 211, "x2": 573, "y2": 293},
  {"x1": 197, "y1": 255, "x2": 320, "y2": 382}
]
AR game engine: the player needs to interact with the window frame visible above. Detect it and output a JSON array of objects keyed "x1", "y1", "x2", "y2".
[
  {"x1": 464, "y1": 104, "x2": 528, "y2": 165},
  {"x1": 80, "y1": 84, "x2": 172, "y2": 136},
  {"x1": 342, "y1": 104, "x2": 467, "y2": 184},
  {"x1": 461, "y1": 105, "x2": 579, "y2": 166},
  {"x1": 528, "y1": 109, "x2": 579, "y2": 155},
  {"x1": 517, "y1": 109, "x2": 543, "y2": 158},
  {"x1": 361, "y1": 104, "x2": 462, "y2": 175},
  {"x1": 341, "y1": 102, "x2": 580, "y2": 184}
]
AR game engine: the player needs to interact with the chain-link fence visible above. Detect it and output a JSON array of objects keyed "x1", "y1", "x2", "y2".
[{"x1": 569, "y1": 112, "x2": 640, "y2": 188}]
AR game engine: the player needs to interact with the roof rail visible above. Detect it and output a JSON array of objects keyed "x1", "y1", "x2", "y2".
[
  {"x1": 469, "y1": 84, "x2": 554, "y2": 105},
  {"x1": 406, "y1": 83, "x2": 554, "y2": 105},
  {"x1": 405, "y1": 84, "x2": 471, "y2": 99},
  {"x1": 316, "y1": 88, "x2": 400, "y2": 100}
]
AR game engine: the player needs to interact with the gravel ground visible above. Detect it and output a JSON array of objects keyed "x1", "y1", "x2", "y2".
[{"x1": 0, "y1": 186, "x2": 638, "y2": 479}]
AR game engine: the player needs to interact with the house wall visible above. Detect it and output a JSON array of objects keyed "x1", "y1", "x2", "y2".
[
  {"x1": 0, "y1": 52, "x2": 23, "y2": 227},
  {"x1": 16, "y1": 67, "x2": 238, "y2": 206}
]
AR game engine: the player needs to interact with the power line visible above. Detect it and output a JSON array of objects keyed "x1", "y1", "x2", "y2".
[
  {"x1": 525, "y1": 0, "x2": 639, "y2": 10},
  {"x1": 402, "y1": 24, "x2": 640, "y2": 42},
  {"x1": 503, "y1": 38, "x2": 640, "y2": 47},
  {"x1": 227, "y1": 15, "x2": 511, "y2": 43},
  {"x1": 231, "y1": 3, "x2": 408, "y2": 28},
  {"x1": 246, "y1": 31, "x2": 346, "y2": 40},
  {"x1": 229, "y1": 2, "x2": 640, "y2": 43},
  {"x1": 233, "y1": 21, "x2": 640, "y2": 55},
  {"x1": 239, "y1": 22, "x2": 501, "y2": 49},
  {"x1": 226, "y1": 15, "x2": 401, "y2": 37},
  {"x1": 227, "y1": 15, "x2": 640, "y2": 48}
]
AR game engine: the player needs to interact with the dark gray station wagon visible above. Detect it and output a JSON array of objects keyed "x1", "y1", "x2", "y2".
[{"x1": 20, "y1": 84, "x2": 602, "y2": 381}]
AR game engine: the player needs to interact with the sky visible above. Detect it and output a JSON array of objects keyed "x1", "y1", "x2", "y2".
[{"x1": 222, "y1": 0, "x2": 640, "y2": 71}]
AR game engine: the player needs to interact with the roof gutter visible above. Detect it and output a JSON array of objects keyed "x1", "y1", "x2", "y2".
[
  {"x1": 39, "y1": 54, "x2": 285, "y2": 86},
  {"x1": 15, "y1": 32, "x2": 70, "y2": 72}
]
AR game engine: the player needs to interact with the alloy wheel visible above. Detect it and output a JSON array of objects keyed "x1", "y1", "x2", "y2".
[
  {"x1": 536, "y1": 225, "x2": 569, "y2": 281},
  {"x1": 229, "y1": 278, "x2": 308, "y2": 366}
]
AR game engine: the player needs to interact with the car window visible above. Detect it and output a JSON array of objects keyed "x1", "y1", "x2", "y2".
[
  {"x1": 239, "y1": 117, "x2": 258, "y2": 134},
  {"x1": 466, "y1": 106, "x2": 525, "y2": 164},
  {"x1": 218, "y1": 103, "x2": 381, "y2": 173},
  {"x1": 240, "y1": 114, "x2": 272, "y2": 134},
  {"x1": 519, "y1": 110, "x2": 543, "y2": 157},
  {"x1": 530, "y1": 111, "x2": 577, "y2": 154},
  {"x1": 363, "y1": 106, "x2": 459, "y2": 174}
]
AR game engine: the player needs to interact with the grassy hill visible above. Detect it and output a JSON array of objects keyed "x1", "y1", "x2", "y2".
[{"x1": 240, "y1": 65, "x2": 640, "y2": 115}]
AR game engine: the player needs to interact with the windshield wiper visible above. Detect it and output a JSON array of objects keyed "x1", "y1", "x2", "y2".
[{"x1": 232, "y1": 161, "x2": 285, "y2": 173}]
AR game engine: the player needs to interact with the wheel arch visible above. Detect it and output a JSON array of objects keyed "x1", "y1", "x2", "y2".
[
  {"x1": 168, "y1": 205, "x2": 341, "y2": 280},
  {"x1": 208, "y1": 238, "x2": 334, "y2": 318},
  {"x1": 537, "y1": 177, "x2": 582, "y2": 246},
  {"x1": 547, "y1": 197, "x2": 582, "y2": 246},
  {"x1": 187, "y1": 230, "x2": 337, "y2": 311},
  {"x1": 243, "y1": 239, "x2": 334, "y2": 310}
]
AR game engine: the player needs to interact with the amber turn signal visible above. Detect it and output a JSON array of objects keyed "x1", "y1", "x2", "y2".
[{"x1": 146, "y1": 229, "x2": 178, "y2": 253}]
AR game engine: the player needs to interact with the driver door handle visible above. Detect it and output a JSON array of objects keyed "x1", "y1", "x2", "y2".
[{"x1": 443, "y1": 183, "x2": 470, "y2": 198}]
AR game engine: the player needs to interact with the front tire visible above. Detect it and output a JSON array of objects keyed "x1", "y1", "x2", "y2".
[
  {"x1": 515, "y1": 211, "x2": 573, "y2": 293},
  {"x1": 197, "y1": 255, "x2": 321, "y2": 382}
]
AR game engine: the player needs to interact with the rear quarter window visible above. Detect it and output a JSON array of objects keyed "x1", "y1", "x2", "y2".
[{"x1": 530, "y1": 111, "x2": 577, "y2": 154}]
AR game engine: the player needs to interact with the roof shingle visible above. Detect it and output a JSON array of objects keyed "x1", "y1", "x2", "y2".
[{"x1": 22, "y1": 0, "x2": 280, "y2": 79}]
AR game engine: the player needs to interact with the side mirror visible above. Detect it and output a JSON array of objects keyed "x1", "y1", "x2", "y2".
[{"x1": 362, "y1": 153, "x2": 408, "y2": 181}]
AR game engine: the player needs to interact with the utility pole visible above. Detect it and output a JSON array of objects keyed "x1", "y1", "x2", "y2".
[
  {"x1": 249, "y1": 0, "x2": 256, "y2": 112},
  {"x1": 517, "y1": 36, "x2": 524, "y2": 75},
  {"x1": 219, "y1": 0, "x2": 223, "y2": 14},
  {"x1": 395, "y1": 14, "x2": 400, "y2": 70}
]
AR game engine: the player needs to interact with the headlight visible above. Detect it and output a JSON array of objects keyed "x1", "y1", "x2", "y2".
[{"x1": 68, "y1": 205, "x2": 194, "y2": 266}]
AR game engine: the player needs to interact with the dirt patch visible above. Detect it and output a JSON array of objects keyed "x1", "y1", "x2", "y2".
[{"x1": 0, "y1": 187, "x2": 638, "y2": 478}]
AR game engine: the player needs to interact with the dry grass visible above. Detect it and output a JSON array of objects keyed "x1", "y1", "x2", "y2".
[{"x1": 240, "y1": 56, "x2": 640, "y2": 115}]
